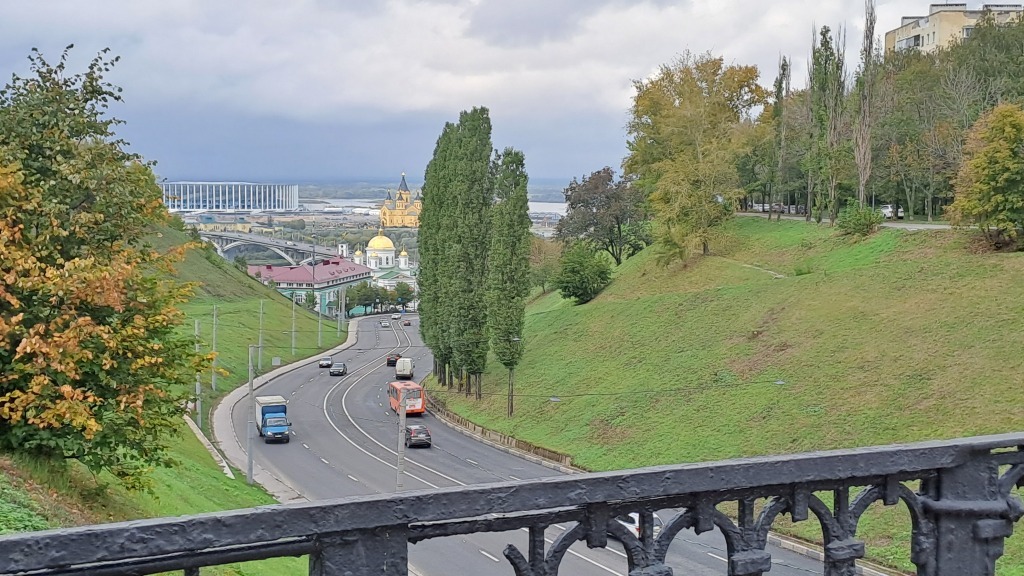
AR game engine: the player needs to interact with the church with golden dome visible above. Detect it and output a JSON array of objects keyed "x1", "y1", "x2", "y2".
[
  {"x1": 353, "y1": 226, "x2": 417, "y2": 291},
  {"x1": 379, "y1": 173, "x2": 422, "y2": 228}
]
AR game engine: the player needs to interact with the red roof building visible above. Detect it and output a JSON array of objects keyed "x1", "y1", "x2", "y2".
[{"x1": 248, "y1": 259, "x2": 373, "y2": 315}]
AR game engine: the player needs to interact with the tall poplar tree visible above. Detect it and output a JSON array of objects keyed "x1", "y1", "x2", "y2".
[
  {"x1": 808, "y1": 25, "x2": 848, "y2": 225},
  {"x1": 853, "y1": 0, "x2": 877, "y2": 207},
  {"x1": 486, "y1": 148, "x2": 531, "y2": 416},
  {"x1": 449, "y1": 108, "x2": 494, "y2": 399}
]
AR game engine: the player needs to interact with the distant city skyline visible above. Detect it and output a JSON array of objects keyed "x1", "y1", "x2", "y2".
[{"x1": 1, "y1": 1, "x2": 923, "y2": 182}]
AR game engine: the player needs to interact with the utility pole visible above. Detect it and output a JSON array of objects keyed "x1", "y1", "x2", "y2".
[
  {"x1": 314, "y1": 235, "x2": 322, "y2": 349},
  {"x1": 291, "y1": 293, "x2": 296, "y2": 356},
  {"x1": 194, "y1": 320, "x2": 202, "y2": 429},
  {"x1": 338, "y1": 286, "x2": 347, "y2": 338},
  {"x1": 211, "y1": 305, "x2": 218, "y2": 391},
  {"x1": 396, "y1": 388, "x2": 408, "y2": 491},
  {"x1": 257, "y1": 299, "x2": 264, "y2": 372},
  {"x1": 246, "y1": 344, "x2": 256, "y2": 485}
]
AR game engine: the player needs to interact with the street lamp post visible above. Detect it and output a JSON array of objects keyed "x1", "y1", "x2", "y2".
[
  {"x1": 396, "y1": 387, "x2": 407, "y2": 491},
  {"x1": 246, "y1": 344, "x2": 258, "y2": 485},
  {"x1": 313, "y1": 234, "x2": 321, "y2": 348},
  {"x1": 290, "y1": 292, "x2": 296, "y2": 356}
]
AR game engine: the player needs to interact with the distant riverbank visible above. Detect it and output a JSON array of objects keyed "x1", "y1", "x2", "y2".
[{"x1": 305, "y1": 198, "x2": 567, "y2": 216}]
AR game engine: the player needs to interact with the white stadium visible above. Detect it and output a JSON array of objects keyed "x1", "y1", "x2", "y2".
[{"x1": 160, "y1": 181, "x2": 299, "y2": 212}]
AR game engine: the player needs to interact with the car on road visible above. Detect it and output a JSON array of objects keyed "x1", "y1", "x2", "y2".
[
  {"x1": 880, "y1": 204, "x2": 904, "y2": 219},
  {"x1": 402, "y1": 319, "x2": 411, "y2": 326},
  {"x1": 329, "y1": 362, "x2": 347, "y2": 376},
  {"x1": 318, "y1": 357, "x2": 333, "y2": 368},
  {"x1": 391, "y1": 313, "x2": 402, "y2": 320},
  {"x1": 380, "y1": 320, "x2": 390, "y2": 327},
  {"x1": 386, "y1": 353, "x2": 401, "y2": 366},
  {"x1": 614, "y1": 512, "x2": 664, "y2": 540},
  {"x1": 405, "y1": 424, "x2": 431, "y2": 448}
]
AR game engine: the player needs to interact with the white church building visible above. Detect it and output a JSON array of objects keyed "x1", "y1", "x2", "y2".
[{"x1": 353, "y1": 227, "x2": 418, "y2": 291}]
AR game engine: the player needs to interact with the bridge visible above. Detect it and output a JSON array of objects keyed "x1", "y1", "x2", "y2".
[
  {"x1": 199, "y1": 231, "x2": 338, "y2": 265},
  {"x1": 1, "y1": 431, "x2": 1021, "y2": 575}
]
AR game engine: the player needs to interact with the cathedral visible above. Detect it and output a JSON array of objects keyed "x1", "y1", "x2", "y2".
[
  {"x1": 379, "y1": 173, "x2": 422, "y2": 228},
  {"x1": 353, "y1": 226, "x2": 418, "y2": 291}
]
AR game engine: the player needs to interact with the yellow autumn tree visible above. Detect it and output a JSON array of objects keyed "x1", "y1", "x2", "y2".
[
  {"x1": 625, "y1": 51, "x2": 768, "y2": 261},
  {"x1": 0, "y1": 48, "x2": 204, "y2": 490}
]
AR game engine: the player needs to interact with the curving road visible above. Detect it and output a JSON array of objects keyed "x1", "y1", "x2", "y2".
[{"x1": 227, "y1": 316, "x2": 826, "y2": 575}]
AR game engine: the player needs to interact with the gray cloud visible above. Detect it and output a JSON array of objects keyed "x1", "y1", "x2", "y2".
[{"x1": 0, "y1": 0, "x2": 926, "y2": 181}]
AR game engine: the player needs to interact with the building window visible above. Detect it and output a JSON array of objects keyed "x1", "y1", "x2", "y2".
[{"x1": 963, "y1": 26, "x2": 974, "y2": 38}]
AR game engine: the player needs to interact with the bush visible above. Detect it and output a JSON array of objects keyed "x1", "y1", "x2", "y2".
[
  {"x1": 836, "y1": 204, "x2": 883, "y2": 236},
  {"x1": 554, "y1": 243, "x2": 612, "y2": 304}
]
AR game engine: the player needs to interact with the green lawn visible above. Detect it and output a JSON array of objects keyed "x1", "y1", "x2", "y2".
[{"x1": 431, "y1": 217, "x2": 1024, "y2": 573}]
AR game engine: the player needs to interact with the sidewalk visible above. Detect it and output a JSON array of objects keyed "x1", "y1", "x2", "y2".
[{"x1": 210, "y1": 319, "x2": 360, "y2": 503}]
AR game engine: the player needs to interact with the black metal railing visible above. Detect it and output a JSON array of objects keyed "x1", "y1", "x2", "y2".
[{"x1": 2, "y1": 432, "x2": 1023, "y2": 576}]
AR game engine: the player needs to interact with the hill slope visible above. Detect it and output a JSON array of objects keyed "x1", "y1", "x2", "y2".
[{"x1": 432, "y1": 217, "x2": 1024, "y2": 572}]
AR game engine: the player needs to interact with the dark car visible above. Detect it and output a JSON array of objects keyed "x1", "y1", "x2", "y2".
[
  {"x1": 329, "y1": 362, "x2": 347, "y2": 376},
  {"x1": 402, "y1": 319, "x2": 411, "y2": 326},
  {"x1": 386, "y1": 353, "x2": 401, "y2": 366},
  {"x1": 405, "y1": 424, "x2": 431, "y2": 448}
]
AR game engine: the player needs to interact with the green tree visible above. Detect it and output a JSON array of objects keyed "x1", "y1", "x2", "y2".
[
  {"x1": 0, "y1": 48, "x2": 202, "y2": 490},
  {"x1": 626, "y1": 51, "x2": 767, "y2": 261},
  {"x1": 448, "y1": 108, "x2": 494, "y2": 399},
  {"x1": 556, "y1": 167, "x2": 650, "y2": 265},
  {"x1": 853, "y1": 0, "x2": 878, "y2": 207},
  {"x1": 486, "y1": 148, "x2": 531, "y2": 415},
  {"x1": 394, "y1": 282, "x2": 415, "y2": 308},
  {"x1": 555, "y1": 243, "x2": 612, "y2": 304},
  {"x1": 807, "y1": 25, "x2": 849, "y2": 225},
  {"x1": 947, "y1": 103, "x2": 1024, "y2": 247},
  {"x1": 529, "y1": 236, "x2": 562, "y2": 293}
]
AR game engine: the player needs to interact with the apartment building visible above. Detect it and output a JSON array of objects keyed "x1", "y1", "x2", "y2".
[{"x1": 884, "y1": 3, "x2": 1023, "y2": 53}]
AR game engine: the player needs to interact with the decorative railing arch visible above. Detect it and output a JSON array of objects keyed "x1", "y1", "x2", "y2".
[{"x1": 1, "y1": 432, "x2": 1023, "y2": 576}]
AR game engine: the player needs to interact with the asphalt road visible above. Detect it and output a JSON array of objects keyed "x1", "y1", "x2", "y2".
[{"x1": 230, "y1": 317, "x2": 826, "y2": 575}]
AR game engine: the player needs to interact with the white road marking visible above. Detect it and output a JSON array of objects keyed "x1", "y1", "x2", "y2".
[
  {"x1": 466, "y1": 458, "x2": 478, "y2": 465},
  {"x1": 479, "y1": 550, "x2": 501, "y2": 563},
  {"x1": 509, "y1": 475, "x2": 521, "y2": 481},
  {"x1": 302, "y1": 444, "x2": 310, "y2": 449},
  {"x1": 347, "y1": 474, "x2": 359, "y2": 482},
  {"x1": 519, "y1": 528, "x2": 623, "y2": 575},
  {"x1": 708, "y1": 552, "x2": 727, "y2": 562},
  {"x1": 320, "y1": 458, "x2": 329, "y2": 465},
  {"x1": 553, "y1": 524, "x2": 565, "y2": 530}
]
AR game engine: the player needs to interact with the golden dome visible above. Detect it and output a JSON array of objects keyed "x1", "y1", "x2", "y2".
[
  {"x1": 400, "y1": 249, "x2": 408, "y2": 256},
  {"x1": 366, "y1": 226, "x2": 395, "y2": 251},
  {"x1": 354, "y1": 249, "x2": 363, "y2": 256}
]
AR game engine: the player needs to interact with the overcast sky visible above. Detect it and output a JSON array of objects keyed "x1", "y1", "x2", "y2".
[{"x1": 1, "y1": 1, "x2": 927, "y2": 183}]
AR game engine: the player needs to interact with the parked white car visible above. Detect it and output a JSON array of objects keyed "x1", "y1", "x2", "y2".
[{"x1": 880, "y1": 204, "x2": 904, "y2": 219}]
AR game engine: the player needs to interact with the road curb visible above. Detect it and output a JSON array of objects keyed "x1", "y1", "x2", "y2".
[
  {"x1": 210, "y1": 318, "x2": 362, "y2": 504},
  {"x1": 427, "y1": 394, "x2": 904, "y2": 575},
  {"x1": 182, "y1": 415, "x2": 234, "y2": 480}
]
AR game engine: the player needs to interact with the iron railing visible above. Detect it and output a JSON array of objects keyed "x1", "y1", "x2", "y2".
[{"x1": 2, "y1": 431, "x2": 1023, "y2": 576}]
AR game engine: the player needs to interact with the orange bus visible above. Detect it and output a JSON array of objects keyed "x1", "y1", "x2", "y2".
[{"x1": 387, "y1": 381, "x2": 425, "y2": 415}]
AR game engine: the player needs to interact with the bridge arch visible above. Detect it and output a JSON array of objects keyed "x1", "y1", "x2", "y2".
[{"x1": 220, "y1": 240, "x2": 296, "y2": 265}]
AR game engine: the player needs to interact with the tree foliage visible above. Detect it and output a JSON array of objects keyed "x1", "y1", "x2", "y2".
[
  {"x1": 486, "y1": 148, "x2": 531, "y2": 370},
  {"x1": 947, "y1": 103, "x2": 1024, "y2": 246},
  {"x1": 529, "y1": 236, "x2": 562, "y2": 293},
  {"x1": 626, "y1": 51, "x2": 767, "y2": 261},
  {"x1": 0, "y1": 48, "x2": 202, "y2": 490},
  {"x1": 556, "y1": 167, "x2": 649, "y2": 265},
  {"x1": 554, "y1": 244, "x2": 612, "y2": 305}
]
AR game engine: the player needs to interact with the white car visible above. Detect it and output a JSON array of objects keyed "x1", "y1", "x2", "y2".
[
  {"x1": 614, "y1": 512, "x2": 664, "y2": 540},
  {"x1": 380, "y1": 320, "x2": 390, "y2": 327},
  {"x1": 391, "y1": 313, "x2": 402, "y2": 320},
  {"x1": 880, "y1": 204, "x2": 904, "y2": 219},
  {"x1": 318, "y1": 357, "x2": 333, "y2": 368}
]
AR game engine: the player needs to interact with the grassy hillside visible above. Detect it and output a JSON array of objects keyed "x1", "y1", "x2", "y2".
[
  {"x1": 0, "y1": 225, "x2": 347, "y2": 575},
  {"x1": 432, "y1": 217, "x2": 1024, "y2": 573}
]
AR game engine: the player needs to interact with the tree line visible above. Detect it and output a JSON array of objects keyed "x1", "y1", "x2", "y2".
[{"x1": 417, "y1": 107, "x2": 532, "y2": 400}]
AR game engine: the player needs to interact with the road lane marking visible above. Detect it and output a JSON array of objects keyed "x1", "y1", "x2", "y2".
[
  {"x1": 320, "y1": 458, "x2": 329, "y2": 465},
  {"x1": 347, "y1": 474, "x2": 359, "y2": 482},
  {"x1": 708, "y1": 552, "x2": 727, "y2": 562},
  {"x1": 479, "y1": 550, "x2": 501, "y2": 563},
  {"x1": 302, "y1": 444, "x2": 310, "y2": 449},
  {"x1": 466, "y1": 459, "x2": 478, "y2": 465},
  {"x1": 520, "y1": 528, "x2": 623, "y2": 575},
  {"x1": 509, "y1": 475, "x2": 521, "y2": 481},
  {"x1": 553, "y1": 524, "x2": 564, "y2": 530}
]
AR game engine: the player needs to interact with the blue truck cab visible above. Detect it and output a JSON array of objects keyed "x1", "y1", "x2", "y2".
[{"x1": 255, "y1": 395, "x2": 291, "y2": 443}]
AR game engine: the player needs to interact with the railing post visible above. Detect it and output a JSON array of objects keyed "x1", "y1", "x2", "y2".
[
  {"x1": 309, "y1": 526, "x2": 408, "y2": 576},
  {"x1": 925, "y1": 456, "x2": 1023, "y2": 575}
]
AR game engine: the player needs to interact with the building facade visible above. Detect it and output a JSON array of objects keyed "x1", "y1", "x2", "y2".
[
  {"x1": 379, "y1": 173, "x2": 422, "y2": 227},
  {"x1": 884, "y1": 3, "x2": 1023, "y2": 53},
  {"x1": 353, "y1": 227, "x2": 418, "y2": 291},
  {"x1": 247, "y1": 259, "x2": 373, "y2": 316},
  {"x1": 161, "y1": 181, "x2": 299, "y2": 212}
]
